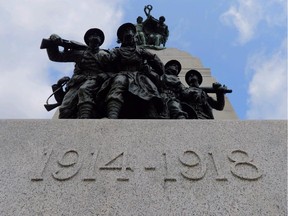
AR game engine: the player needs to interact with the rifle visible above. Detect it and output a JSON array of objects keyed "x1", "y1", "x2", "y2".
[
  {"x1": 44, "y1": 102, "x2": 61, "y2": 112},
  {"x1": 44, "y1": 80, "x2": 68, "y2": 112},
  {"x1": 40, "y1": 38, "x2": 87, "y2": 50},
  {"x1": 200, "y1": 87, "x2": 232, "y2": 94}
]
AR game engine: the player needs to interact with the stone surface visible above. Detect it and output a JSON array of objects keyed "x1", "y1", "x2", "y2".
[{"x1": 0, "y1": 120, "x2": 286, "y2": 215}]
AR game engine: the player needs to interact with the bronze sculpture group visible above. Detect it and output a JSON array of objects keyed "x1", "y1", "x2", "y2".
[
  {"x1": 138, "y1": 5, "x2": 169, "y2": 48},
  {"x1": 42, "y1": 5, "x2": 231, "y2": 119}
]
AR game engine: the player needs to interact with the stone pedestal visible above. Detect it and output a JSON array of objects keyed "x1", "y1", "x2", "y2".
[{"x1": 0, "y1": 120, "x2": 286, "y2": 215}]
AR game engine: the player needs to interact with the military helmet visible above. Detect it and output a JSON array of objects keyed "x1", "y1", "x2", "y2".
[
  {"x1": 165, "y1": 60, "x2": 182, "y2": 75},
  {"x1": 185, "y1": 69, "x2": 203, "y2": 85},
  {"x1": 117, "y1": 23, "x2": 136, "y2": 41},
  {"x1": 84, "y1": 28, "x2": 105, "y2": 46}
]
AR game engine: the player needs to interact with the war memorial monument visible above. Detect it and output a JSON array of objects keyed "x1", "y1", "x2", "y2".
[{"x1": 0, "y1": 5, "x2": 286, "y2": 216}]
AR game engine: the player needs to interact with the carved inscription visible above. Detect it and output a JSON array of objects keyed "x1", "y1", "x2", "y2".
[
  {"x1": 228, "y1": 150, "x2": 262, "y2": 180},
  {"x1": 82, "y1": 151, "x2": 99, "y2": 181},
  {"x1": 100, "y1": 152, "x2": 124, "y2": 170},
  {"x1": 209, "y1": 151, "x2": 228, "y2": 181},
  {"x1": 179, "y1": 150, "x2": 207, "y2": 180},
  {"x1": 31, "y1": 148, "x2": 263, "y2": 182},
  {"x1": 52, "y1": 149, "x2": 82, "y2": 181},
  {"x1": 31, "y1": 148, "x2": 53, "y2": 181},
  {"x1": 99, "y1": 152, "x2": 133, "y2": 181},
  {"x1": 162, "y1": 153, "x2": 177, "y2": 183}
]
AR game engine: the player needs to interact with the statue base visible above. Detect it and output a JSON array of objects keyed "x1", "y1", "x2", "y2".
[{"x1": 0, "y1": 120, "x2": 286, "y2": 215}]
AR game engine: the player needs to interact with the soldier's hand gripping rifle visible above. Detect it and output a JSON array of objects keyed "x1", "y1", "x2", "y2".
[
  {"x1": 40, "y1": 34, "x2": 87, "y2": 50},
  {"x1": 44, "y1": 76, "x2": 70, "y2": 111}
]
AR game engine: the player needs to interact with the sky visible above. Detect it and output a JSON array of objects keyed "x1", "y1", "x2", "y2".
[{"x1": 0, "y1": 0, "x2": 287, "y2": 119}]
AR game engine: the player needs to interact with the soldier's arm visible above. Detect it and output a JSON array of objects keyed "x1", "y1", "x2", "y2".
[
  {"x1": 207, "y1": 92, "x2": 225, "y2": 111},
  {"x1": 46, "y1": 46, "x2": 84, "y2": 63},
  {"x1": 142, "y1": 49, "x2": 164, "y2": 76},
  {"x1": 46, "y1": 34, "x2": 84, "y2": 63},
  {"x1": 164, "y1": 25, "x2": 169, "y2": 38},
  {"x1": 180, "y1": 87, "x2": 195, "y2": 100}
]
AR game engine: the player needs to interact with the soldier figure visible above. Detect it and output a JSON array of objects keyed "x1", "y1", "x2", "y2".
[
  {"x1": 135, "y1": 16, "x2": 146, "y2": 46},
  {"x1": 45, "y1": 28, "x2": 110, "y2": 118},
  {"x1": 143, "y1": 5, "x2": 169, "y2": 47},
  {"x1": 181, "y1": 70, "x2": 226, "y2": 119},
  {"x1": 101, "y1": 23, "x2": 165, "y2": 118},
  {"x1": 160, "y1": 60, "x2": 187, "y2": 119},
  {"x1": 150, "y1": 16, "x2": 169, "y2": 47}
]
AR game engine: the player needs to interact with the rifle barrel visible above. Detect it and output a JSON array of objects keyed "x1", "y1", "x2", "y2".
[
  {"x1": 201, "y1": 87, "x2": 232, "y2": 94},
  {"x1": 44, "y1": 103, "x2": 60, "y2": 112},
  {"x1": 40, "y1": 38, "x2": 87, "y2": 50}
]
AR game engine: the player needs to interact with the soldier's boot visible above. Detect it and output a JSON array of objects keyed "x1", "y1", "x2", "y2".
[
  {"x1": 169, "y1": 106, "x2": 187, "y2": 119},
  {"x1": 78, "y1": 103, "x2": 94, "y2": 119},
  {"x1": 107, "y1": 100, "x2": 122, "y2": 119},
  {"x1": 176, "y1": 114, "x2": 187, "y2": 119}
]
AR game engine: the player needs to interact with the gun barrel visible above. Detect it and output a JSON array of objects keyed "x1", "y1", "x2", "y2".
[
  {"x1": 201, "y1": 87, "x2": 232, "y2": 94},
  {"x1": 40, "y1": 38, "x2": 53, "y2": 49},
  {"x1": 44, "y1": 103, "x2": 60, "y2": 112},
  {"x1": 40, "y1": 38, "x2": 87, "y2": 50}
]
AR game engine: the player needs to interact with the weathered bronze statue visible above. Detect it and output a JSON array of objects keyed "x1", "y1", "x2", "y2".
[
  {"x1": 160, "y1": 60, "x2": 187, "y2": 119},
  {"x1": 135, "y1": 16, "x2": 147, "y2": 46},
  {"x1": 181, "y1": 70, "x2": 231, "y2": 119},
  {"x1": 44, "y1": 76, "x2": 70, "y2": 112},
  {"x1": 134, "y1": 5, "x2": 169, "y2": 49},
  {"x1": 97, "y1": 23, "x2": 165, "y2": 119},
  {"x1": 42, "y1": 5, "x2": 232, "y2": 119},
  {"x1": 42, "y1": 28, "x2": 111, "y2": 118}
]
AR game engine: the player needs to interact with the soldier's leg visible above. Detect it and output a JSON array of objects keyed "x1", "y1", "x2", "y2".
[
  {"x1": 140, "y1": 32, "x2": 146, "y2": 45},
  {"x1": 154, "y1": 34, "x2": 161, "y2": 46},
  {"x1": 58, "y1": 87, "x2": 79, "y2": 119},
  {"x1": 106, "y1": 75, "x2": 128, "y2": 119},
  {"x1": 168, "y1": 100, "x2": 187, "y2": 119},
  {"x1": 78, "y1": 79, "x2": 98, "y2": 119}
]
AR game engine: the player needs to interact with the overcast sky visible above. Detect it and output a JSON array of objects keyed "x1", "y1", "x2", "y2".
[{"x1": 0, "y1": 0, "x2": 286, "y2": 119}]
